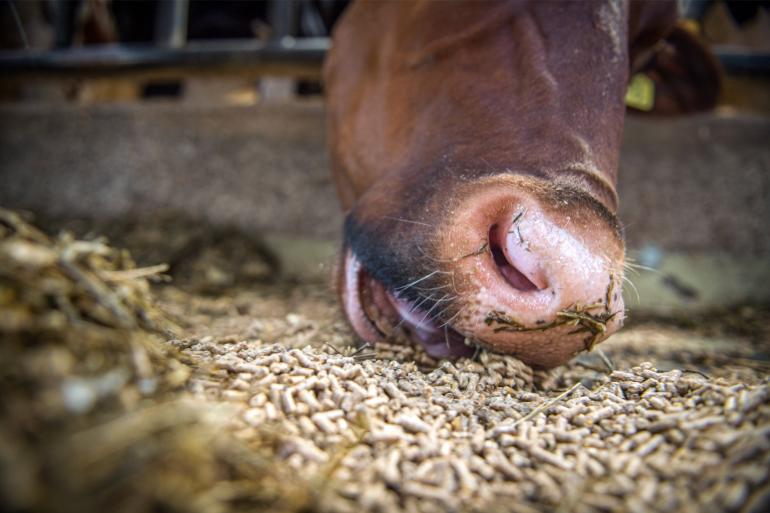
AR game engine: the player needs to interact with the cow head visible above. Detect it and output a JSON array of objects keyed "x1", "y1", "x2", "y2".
[{"x1": 324, "y1": 0, "x2": 719, "y2": 368}]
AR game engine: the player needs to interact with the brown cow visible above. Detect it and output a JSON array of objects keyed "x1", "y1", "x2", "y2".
[{"x1": 324, "y1": 0, "x2": 719, "y2": 368}]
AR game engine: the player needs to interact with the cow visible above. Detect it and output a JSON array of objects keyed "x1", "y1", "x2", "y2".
[{"x1": 323, "y1": 0, "x2": 720, "y2": 368}]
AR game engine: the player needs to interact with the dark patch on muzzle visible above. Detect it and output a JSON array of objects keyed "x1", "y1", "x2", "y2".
[{"x1": 344, "y1": 213, "x2": 447, "y2": 311}]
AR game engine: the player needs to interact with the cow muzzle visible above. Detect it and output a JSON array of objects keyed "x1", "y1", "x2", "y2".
[{"x1": 339, "y1": 178, "x2": 626, "y2": 368}]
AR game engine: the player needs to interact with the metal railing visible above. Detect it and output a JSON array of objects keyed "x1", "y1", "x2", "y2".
[
  {"x1": 0, "y1": 0, "x2": 332, "y2": 82},
  {"x1": 0, "y1": 0, "x2": 767, "y2": 83}
]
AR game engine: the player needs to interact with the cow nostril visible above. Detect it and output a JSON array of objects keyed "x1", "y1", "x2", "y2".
[{"x1": 489, "y1": 224, "x2": 541, "y2": 292}]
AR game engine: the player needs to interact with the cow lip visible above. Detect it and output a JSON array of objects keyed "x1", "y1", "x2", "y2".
[
  {"x1": 342, "y1": 250, "x2": 475, "y2": 358},
  {"x1": 384, "y1": 293, "x2": 476, "y2": 358},
  {"x1": 342, "y1": 249, "x2": 385, "y2": 346}
]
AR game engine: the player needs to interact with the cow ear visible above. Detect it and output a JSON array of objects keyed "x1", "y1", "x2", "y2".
[{"x1": 627, "y1": 25, "x2": 722, "y2": 115}]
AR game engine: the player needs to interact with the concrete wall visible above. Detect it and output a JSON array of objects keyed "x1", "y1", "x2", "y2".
[
  {"x1": 0, "y1": 101, "x2": 338, "y2": 238},
  {"x1": 1, "y1": 102, "x2": 768, "y2": 309}
]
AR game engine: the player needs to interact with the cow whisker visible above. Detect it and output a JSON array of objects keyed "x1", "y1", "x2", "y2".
[
  {"x1": 383, "y1": 216, "x2": 433, "y2": 227},
  {"x1": 391, "y1": 293, "x2": 436, "y2": 331},
  {"x1": 430, "y1": 304, "x2": 455, "y2": 325},
  {"x1": 409, "y1": 293, "x2": 435, "y2": 313},
  {"x1": 623, "y1": 259, "x2": 658, "y2": 275},
  {"x1": 416, "y1": 245, "x2": 458, "y2": 264},
  {"x1": 418, "y1": 293, "x2": 452, "y2": 325},
  {"x1": 413, "y1": 284, "x2": 452, "y2": 292},
  {"x1": 621, "y1": 274, "x2": 640, "y2": 303},
  {"x1": 394, "y1": 269, "x2": 452, "y2": 293},
  {"x1": 438, "y1": 307, "x2": 465, "y2": 329}
]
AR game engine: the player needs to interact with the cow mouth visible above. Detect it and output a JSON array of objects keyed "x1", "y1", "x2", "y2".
[{"x1": 341, "y1": 249, "x2": 476, "y2": 359}]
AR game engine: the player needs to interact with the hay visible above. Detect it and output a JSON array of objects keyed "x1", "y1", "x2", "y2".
[
  {"x1": 0, "y1": 209, "x2": 311, "y2": 513},
  {"x1": 2, "y1": 209, "x2": 769, "y2": 513}
]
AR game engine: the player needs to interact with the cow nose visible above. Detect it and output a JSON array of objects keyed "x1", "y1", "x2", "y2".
[
  {"x1": 476, "y1": 205, "x2": 615, "y2": 325},
  {"x1": 488, "y1": 221, "x2": 549, "y2": 293},
  {"x1": 445, "y1": 197, "x2": 625, "y2": 368}
]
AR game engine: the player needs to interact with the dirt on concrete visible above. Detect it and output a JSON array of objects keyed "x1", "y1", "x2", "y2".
[{"x1": 1, "y1": 211, "x2": 769, "y2": 513}]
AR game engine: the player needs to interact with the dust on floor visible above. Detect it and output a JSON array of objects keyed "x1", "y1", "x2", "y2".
[{"x1": 1, "y1": 210, "x2": 769, "y2": 513}]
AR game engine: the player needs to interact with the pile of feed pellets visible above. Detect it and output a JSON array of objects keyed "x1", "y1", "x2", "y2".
[
  {"x1": 172, "y1": 311, "x2": 769, "y2": 513},
  {"x1": 1, "y1": 209, "x2": 768, "y2": 513}
]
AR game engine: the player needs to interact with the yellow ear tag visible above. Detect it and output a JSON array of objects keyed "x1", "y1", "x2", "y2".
[{"x1": 625, "y1": 73, "x2": 655, "y2": 111}]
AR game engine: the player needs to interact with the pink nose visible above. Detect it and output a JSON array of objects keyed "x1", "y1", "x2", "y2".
[
  {"x1": 488, "y1": 220, "x2": 549, "y2": 293},
  {"x1": 440, "y1": 191, "x2": 625, "y2": 368},
  {"x1": 340, "y1": 179, "x2": 625, "y2": 368}
]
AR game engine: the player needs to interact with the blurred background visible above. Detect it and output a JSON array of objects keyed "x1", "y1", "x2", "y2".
[{"x1": 0, "y1": 0, "x2": 768, "y2": 313}]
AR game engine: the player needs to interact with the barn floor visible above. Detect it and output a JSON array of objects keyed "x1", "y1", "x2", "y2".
[{"x1": 1, "y1": 211, "x2": 769, "y2": 513}]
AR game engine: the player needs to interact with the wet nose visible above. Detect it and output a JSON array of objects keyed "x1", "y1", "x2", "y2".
[
  {"x1": 446, "y1": 197, "x2": 625, "y2": 368},
  {"x1": 488, "y1": 219, "x2": 548, "y2": 293}
]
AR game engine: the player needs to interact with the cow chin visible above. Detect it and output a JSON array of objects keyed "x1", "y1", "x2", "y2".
[{"x1": 339, "y1": 175, "x2": 626, "y2": 369}]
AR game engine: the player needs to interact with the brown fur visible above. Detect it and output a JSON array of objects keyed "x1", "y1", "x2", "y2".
[
  {"x1": 324, "y1": 1, "x2": 717, "y2": 364},
  {"x1": 325, "y1": 1, "x2": 674, "y2": 292},
  {"x1": 325, "y1": 1, "x2": 672, "y2": 216}
]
